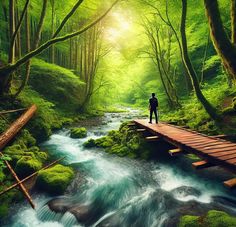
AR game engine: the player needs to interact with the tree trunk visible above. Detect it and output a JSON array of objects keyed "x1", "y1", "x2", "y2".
[
  {"x1": 181, "y1": 0, "x2": 219, "y2": 120},
  {"x1": 232, "y1": 0, "x2": 236, "y2": 44},
  {"x1": 204, "y1": 0, "x2": 236, "y2": 81},
  {"x1": 8, "y1": 0, "x2": 15, "y2": 64}
]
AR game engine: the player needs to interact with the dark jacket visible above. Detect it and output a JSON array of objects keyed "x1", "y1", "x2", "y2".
[{"x1": 149, "y1": 97, "x2": 158, "y2": 110}]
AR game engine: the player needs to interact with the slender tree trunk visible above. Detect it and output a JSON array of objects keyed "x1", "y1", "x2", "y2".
[
  {"x1": 181, "y1": 0, "x2": 219, "y2": 120},
  {"x1": 231, "y1": 0, "x2": 236, "y2": 44},
  {"x1": 13, "y1": 7, "x2": 31, "y2": 98},
  {"x1": 50, "y1": 0, "x2": 55, "y2": 63},
  {"x1": 8, "y1": 0, "x2": 15, "y2": 64},
  {"x1": 204, "y1": 0, "x2": 236, "y2": 81}
]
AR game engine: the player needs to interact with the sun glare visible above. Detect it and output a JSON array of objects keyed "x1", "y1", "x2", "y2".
[{"x1": 105, "y1": 12, "x2": 132, "y2": 43}]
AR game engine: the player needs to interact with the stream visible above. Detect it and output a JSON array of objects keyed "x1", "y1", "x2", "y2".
[{"x1": 3, "y1": 109, "x2": 236, "y2": 227}]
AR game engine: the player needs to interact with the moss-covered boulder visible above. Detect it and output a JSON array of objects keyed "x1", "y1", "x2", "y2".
[
  {"x1": 29, "y1": 59, "x2": 85, "y2": 112},
  {"x1": 179, "y1": 210, "x2": 236, "y2": 227},
  {"x1": 15, "y1": 156, "x2": 42, "y2": 177},
  {"x1": 179, "y1": 215, "x2": 199, "y2": 227},
  {"x1": 83, "y1": 122, "x2": 147, "y2": 158},
  {"x1": 70, "y1": 127, "x2": 87, "y2": 138},
  {"x1": 83, "y1": 138, "x2": 97, "y2": 148},
  {"x1": 36, "y1": 164, "x2": 75, "y2": 195}
]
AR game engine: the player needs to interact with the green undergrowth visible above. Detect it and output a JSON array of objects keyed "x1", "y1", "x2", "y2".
[
  {"x1": 29, "y1": 59, "x2": 85, "y2": 113},
  {"x1": 179, "y1": 210, "x2": 236, "y2": 227},
  {"x1": 84, "y1": 122, "x2": 151, "y2": 159},
  {"x1": 161, "y1": 75, "x2": 236, "y2": 135}
]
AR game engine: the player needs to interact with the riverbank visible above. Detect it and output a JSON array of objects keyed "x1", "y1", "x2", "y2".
[{"x1": 2, "y1": 109, "x2": 236, "y2": 227}]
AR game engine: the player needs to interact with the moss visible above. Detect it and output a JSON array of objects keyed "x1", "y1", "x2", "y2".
[
  {"x1": 70, "y1": 127, "x2": 87, "y2": 138},
  {"x1": 186, "y1": 154, "x2": 201, "y2": 161},
  {"x1": 179, "y1": 215, "x2": 200, "y2": 227},
  {"x1": 15, "y1": 156, "x2": 42, "y2": 177},
  {"x1": 205, "y1": 210, "x2": 236, "y2": 227},
  {"x1": 95, "y1": 136, "x2": 114, "y2": 148},
  {"x1": 83, "y1": 121, "x2": 144, "y2": 159},
  {"x1": 36, "y1": 164, "x2": 74, "y2": 195},
  {"x1": 0, "y1": 204, "x2": 9, "y2": 219},
  {"x1": 83, "y1": 138, "x2": 96, "y2": 148},
  {"x1": 179, "y1": 210, "x2": 236, "y2": 227},
  {"x1": 15, "y1": 129, "x2": 36, "y2": 147},
  {"x1": 29, "y1": 59, "x2": 85, "y2": 112}
]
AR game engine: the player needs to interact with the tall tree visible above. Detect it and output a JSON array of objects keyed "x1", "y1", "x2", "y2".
[
  {"x1": 204, "y1": 0, "x2": 236, "y2": 83},
  {"x1": 180, "y1": 0, "x2": 219, "y2": 120}
]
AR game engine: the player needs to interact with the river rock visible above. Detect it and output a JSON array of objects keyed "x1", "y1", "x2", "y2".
[
  {"x1": 171, "y1": 186, "x2": 202, "y2": 198},
  {"x1": 47, "y1": 198, "x2": 72, "y2": 213}
]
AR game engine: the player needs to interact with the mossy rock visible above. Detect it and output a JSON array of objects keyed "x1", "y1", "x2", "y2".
[
  {"x1": 70, "y1": 127, "x2": 87, "y2": 138},
  {"x1": 15, "y1": 156, "x2": 42, "y2": 177},
  {"x1": 95, "y1": 136, "x2": 114, "y2": 148},
  {"x1": 36, "y1": 164, "x2": 74, "y2": 195},
  {"x1": 179, "y1": 210, "x2": 236, "y2": 227},
  {"x1": 83, "y1": 138, "x2": 96, "y2": 148},
  {"x1": 179, "y1": 215, "x2": 200, "y2": 227},
  {"x1": 205, "y1": 210, "x2": 236, "y2": 227}
]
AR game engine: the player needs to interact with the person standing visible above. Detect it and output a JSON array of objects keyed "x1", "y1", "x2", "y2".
[{"x1": 149, "y1": 93, "x2": 158, "y2": 124}]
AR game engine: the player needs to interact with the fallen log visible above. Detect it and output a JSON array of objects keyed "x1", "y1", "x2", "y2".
[
  {"x1": 0, "y1": 105, "x2": 37, "y2": 150},
  {"x1": 0, "y1": 156, "x2": 66, "y2": 196},
  {"x1": 0, "y1": 105, "x2": 37, "y2": 209}
]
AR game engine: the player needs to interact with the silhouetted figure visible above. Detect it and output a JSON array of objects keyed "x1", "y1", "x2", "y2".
[{"x1": 149, "y1": 93, "x2": 158, "y2": 124}]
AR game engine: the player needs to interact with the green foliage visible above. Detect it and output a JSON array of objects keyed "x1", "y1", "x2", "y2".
[
  {"x1": 70, "y1": 127, "x2": 87, "y2": 138},
  {"x1": 179, "y1": 210, "x2": 236, "y2": 227},
  {"x1": 29, "y1": 59, "x2": 85, "y2": 112},
  {"x1": 15, "y1": 156, "x2": 42, "y2": 177},
  {"x1": 83, "y1": 122, "x2": 148, "y2": 158},
  {"x1": 36, "y1": 164, "x2": 74, "y2": 195},
  {"x1": 179, "y1": 215, "x2": 200, "y2": 227}
]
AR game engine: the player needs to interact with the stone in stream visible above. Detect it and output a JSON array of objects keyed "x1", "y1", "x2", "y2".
[{"x1": 170, "y1": 186, "x2": 202, "y2": 198}]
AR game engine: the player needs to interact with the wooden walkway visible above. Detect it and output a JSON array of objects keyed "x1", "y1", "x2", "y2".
[{"x1": 134, "y1": 120, "x2": 236, "y2": 188}]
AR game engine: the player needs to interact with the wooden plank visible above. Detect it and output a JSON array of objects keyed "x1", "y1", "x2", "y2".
[
  {"x1": 217, "y1": 153, "x2": 236, "y2": 161},
  {"x1": 224, "y1": 178, "x2": 236, "y2": 189},
  {"x1": 190, "y1": 142, "x2": 226, "y2": 148},
  {"x1": 168, "y1": 148, "x2": 182, "y2": 156},
  {"x1": 205, "y1": 146, "x2": 236, "y2": 154},
  {"x1": 136, "y1": 128, "x2": 146, "y2": 132},
  {"x1": 226, "y1": 158, "x2": 236, "y2": 164},
  {"x1": 211, "y1": 135, "x2": 227, "y2": 139},
  {"x1": 0, "y1": 105, "x2": 37, "y2": 150},
  {"x1": 0, "y1": 156, "x2": 65, "y2": 196},
  {"x1": 211, "y1": 150, "x2": 236, "y2": 157},
  {"x1": 201, "y1": 143, "x2": 236, "y2": 150},
  {"x1": 145, "y1": 136, "x2": 160, "y2": 142},
  {"x1": 192, "y1": 160, "x2": 215, "y2": 169}
]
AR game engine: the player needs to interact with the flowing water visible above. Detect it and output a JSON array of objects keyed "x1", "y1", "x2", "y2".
[{"x1": 3, "y1": 109, "x2": 236, "y2": 227}]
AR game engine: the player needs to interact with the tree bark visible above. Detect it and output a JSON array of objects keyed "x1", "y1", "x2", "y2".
[
  {"x1": 232, "y1": 0, "x2": 236, "y2": 44},
  {"x1": 8, "y1": 0, "x2": 15, "y2": 64},
  {"x1": 181, "y1": 0, "x2": 219, "y2": 120},
  {"x1": 204, "y1": 0, "x2": 236, "y2": 81}
]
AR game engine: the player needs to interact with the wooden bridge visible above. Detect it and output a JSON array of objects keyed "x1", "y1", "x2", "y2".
[{"x1": 133, "y1": 119, "x2": 236, "y2": 189}]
